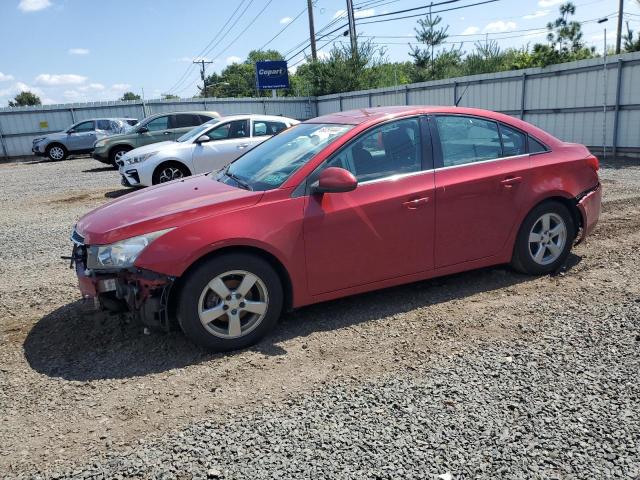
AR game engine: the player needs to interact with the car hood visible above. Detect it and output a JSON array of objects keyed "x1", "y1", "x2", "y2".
[
  {"x1": 42, "y1": 131, "x2": 69, "y2": 141},
  {"x1": 126, "y1": 141, "x2": 192, "y2": 158},
  {"x1": 76, "y1": 174, "x2": 262, "y2": 245}
]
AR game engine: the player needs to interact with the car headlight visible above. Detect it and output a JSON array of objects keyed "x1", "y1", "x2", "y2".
[
  {"x1": 86, "y1": 228, "x2": 173, "y2": 270},
  {"x1": 124, "y1": 151, "x2": 159, "y2": 165}
]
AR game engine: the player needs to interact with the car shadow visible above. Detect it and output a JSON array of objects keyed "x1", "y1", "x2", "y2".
[
  {"x1": 82, "y1": 166, "x2": 115, "y2": 173},
  {"x1": 105, "y1": 188, "x2": 138, "y2": 199},
  {"x1": 23, "y1": 255, "x2": 581, "y2": 382}
]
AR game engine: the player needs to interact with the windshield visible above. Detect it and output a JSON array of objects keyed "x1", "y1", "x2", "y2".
[
  {"x1": 219, "y1": 123, "x2": 353, "y2": 191},
  {"x1": 176, "y1": 122, "x2": 217, "y2": 143}
]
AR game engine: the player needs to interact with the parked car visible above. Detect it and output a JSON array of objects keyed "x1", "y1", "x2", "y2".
[
  {"x1": 117, "y1": 114, "x2": 299, "y2": 187},
  {"x1": 92, "y1": 111, "x2": 220, "y2": 165},
  {"x1": 69, "y1": 106, "x2": 601, "y2": 352},
  {"x1": 31, "y1": 118, "x2": 134, "y2": 161}
]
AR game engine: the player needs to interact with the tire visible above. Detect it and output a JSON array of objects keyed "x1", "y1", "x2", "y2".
[
  {"x1": 108, "y1": 146, "x2": 131, "y2": 166},
  {"x1": 511, "y1": 200, "x2": 576, "y2": 275},
  {"x1": 152, "y1": 161, "x2": 190, "y2": 185},
  {"x1": 176, "y1": 253, "x2": 283, "y2": 351},
  {"x1": 46, "y1": 144, "x2": 67, "y2": 161}
]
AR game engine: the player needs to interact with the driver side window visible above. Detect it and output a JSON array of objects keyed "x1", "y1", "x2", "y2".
[
  {"x1": 146, "y1": 116, "x2": 169, "y2": 132},
  {"x1": 207, "y1": 120, "x2": 249, "y2": 141},
  {"x1": 324, "y1": 117, "x2": 422, "y2": 183},
  {"x1": 73, "y1": 121, "x2": 94, "y2": 133}
]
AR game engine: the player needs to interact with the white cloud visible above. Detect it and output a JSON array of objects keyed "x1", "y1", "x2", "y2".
[
  {"x1": 461, "y1": 26, "x2": 480, "y2": 35},
  {"x1": 0, "y1": 72, "x2": 14, "y2": 82},
  {"x1": 280, "y1": 16, "x2": 292, "y2": 24},
  {"x1": 78, "y1": 83, "x2": 105, "y2": 92},
  {"x1": 18, "y1": 0, "x2": 51, "y2": 12},
  {"x1": 538, "y1": 0, "x2": 562, "y2": 6},
  {"x1": 523, "y1": 10, "x2": 550, "y2": 19},
  {"x1": 68, "y1": 48, "x2": 90, "y2": 55},
  {"x1": 483, "y1": 20, "x2": 517, "y2": 33},
  {"x1": 111, "y1": 83, "x2": 131, "y2": 91},
  {"x1": 226, "y1": 56, "x2": 242, "y2": 65},
  {"x1": 333, "y1": 8, "x2": 375, "y2": 19},
  {"x1": 0, "y1": 82, "x2": 44, "y2": 98},
  {"x1": 34, "y1": 73, "x2": 87, "y2": 86}
]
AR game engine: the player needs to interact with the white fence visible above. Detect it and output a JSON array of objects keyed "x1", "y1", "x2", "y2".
[{"x1": 1, "y1": 51, "x2": 639, "y2": 159}]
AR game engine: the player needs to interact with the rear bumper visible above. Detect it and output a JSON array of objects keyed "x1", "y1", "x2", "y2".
[{"x1": 577, "y1": 183, "x2": 602, "y2": 242}]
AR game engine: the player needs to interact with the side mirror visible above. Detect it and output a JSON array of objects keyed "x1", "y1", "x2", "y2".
[
  {"x1": 311, "y1": 167, "x2": 358, "y2": 194},
  {"x1": 67, "y1": 129, "x2": 76, "y2": 134},
  {"x1": 137, "y1": 126, "x2": 149, "y2": 134},
  {"x1": 195, "y1": 135, "x2": 210, "y2": 144}
]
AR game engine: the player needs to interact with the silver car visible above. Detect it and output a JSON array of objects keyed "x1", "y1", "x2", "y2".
[{"x1": 31, "y1": 118, "x2": 136, "y2": 161}]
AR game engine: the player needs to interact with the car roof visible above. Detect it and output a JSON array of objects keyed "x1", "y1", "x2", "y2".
[
  {"x1": 145, "y1": 111, "x2": 220, "y2": 119},
  {"x1": 216, "y1": 114, "x2": 296, "y2": 122},
  {"x1": 306, "y1": 106, "x2": 560, "y2": 146}
]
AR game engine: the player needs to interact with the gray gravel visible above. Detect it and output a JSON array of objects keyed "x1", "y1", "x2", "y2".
[{"x1": 1, "y1": 156, "x2": 640, "y2": 479}]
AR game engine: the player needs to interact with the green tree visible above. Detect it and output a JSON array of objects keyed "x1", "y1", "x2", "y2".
[
  {"x1": 623, "y1": 21, "x2": 640, "y2": 52},
  {"x1": 410, "y1": 9, "x2": 449, "y2": 78},
  {"x1": 120, "y1": 91, "x2": 141, "y2": 101},
  {"x1": 161, "y1": 93, "x2": 180, "y2": 100},
  {"x1": 546, "y1": 2, "x2": 584, "y2": 53},
  {"x1": 8, "y1": 91, "x2": 41, "y2": 107}
]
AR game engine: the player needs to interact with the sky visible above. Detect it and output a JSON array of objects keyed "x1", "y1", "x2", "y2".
[{"x1": 0, "y1": 0, "x2": 638, "y2": 106}]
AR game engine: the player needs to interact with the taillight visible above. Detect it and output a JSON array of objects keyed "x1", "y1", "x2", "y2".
[{"x1": 586, "y1": 155, "x2": 599, "y2": 172}]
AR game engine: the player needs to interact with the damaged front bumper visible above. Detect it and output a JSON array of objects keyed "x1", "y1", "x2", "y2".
[{"x1": 69, "y1": 242, "x2": 175, "y2": 331}]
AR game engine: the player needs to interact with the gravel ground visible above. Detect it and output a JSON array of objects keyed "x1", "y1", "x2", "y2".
[{"x1": 0, "y1": 156, "x2": 639, "y2": 479}]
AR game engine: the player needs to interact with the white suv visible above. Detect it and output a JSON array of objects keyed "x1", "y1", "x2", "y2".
[{"x1": 118, "y1": 114, "x2": 298, "y2": 187}]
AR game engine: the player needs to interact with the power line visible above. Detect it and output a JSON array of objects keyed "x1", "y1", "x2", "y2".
[
  {"x1": 358, "y1": 0, "x2": 501, "y2": 26},
  {"x1": 258, "y1": 5, "x2": 308, "y2": 51},
  {"x1": 164, "y1": 0, "x2": 251, "y2": 94}
]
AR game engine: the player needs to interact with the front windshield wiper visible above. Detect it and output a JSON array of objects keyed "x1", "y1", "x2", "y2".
[{"x1": 225, "y1": 168, "x2": 253, "y2": 191}]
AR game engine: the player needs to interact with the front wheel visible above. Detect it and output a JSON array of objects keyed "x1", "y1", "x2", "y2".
[
  {"x1": 152, "y1": 162, "x2": 190, "y2": 185},
  {"x1": 46, "y1": 144, "x2": 67, "y2": 161},
  {"x1": 177, "y1": 253, "x2": 283, "y2": 351},
  {"x1": 512, "y1": 201, "x2": 576, "y2": 275}
]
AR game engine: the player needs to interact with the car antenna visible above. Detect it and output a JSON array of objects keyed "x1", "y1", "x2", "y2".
[{"x1": 455, "y1": 84, "x2": 469, "y2": 107}]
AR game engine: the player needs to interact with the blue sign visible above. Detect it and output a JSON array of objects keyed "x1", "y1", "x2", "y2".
[{"x1": 255, "y1": 61, "x2": 289, "y2": 90}]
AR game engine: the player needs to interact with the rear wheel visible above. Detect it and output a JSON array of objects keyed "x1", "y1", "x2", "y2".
[
  {"x1": 512, "y1": 201, "x2": 576, "y2": 275},
  {"x1": 177, "y1": 253, "x2": 283, "y2": 351},
  {"x1": 152, "y1": 161, "x2": 190, "y2": 185},
  {"x1": 46, "y1": 144, "x2": 67, "y2": 161}
]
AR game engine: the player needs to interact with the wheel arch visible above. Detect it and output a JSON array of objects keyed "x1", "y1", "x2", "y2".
[
  {"x1": 167, "y1": 244, "x2": 294, "y2": 327},
  {"x1": 153, "y1": 159, "x2": 193, "y2": 177},
  {"x1": 108, "y1": 143, "x2": 133, "y2": 158},
  {"x1": 525, "y1": 194, "x2": 583, "y2": 233}
]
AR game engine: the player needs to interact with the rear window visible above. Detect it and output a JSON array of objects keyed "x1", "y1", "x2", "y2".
[
  {"x1": 173, "y1": 114, "x2": 202, "y2": 128},
  {"x1": 529, "y1": 136, "x2": 549, "y2": 154},
  {"x1": 499, "y1": 124, "x2": 527, "y2": 157},
  {"x1": 96, "y1": 120, "x2": 111, "y2": 130}
]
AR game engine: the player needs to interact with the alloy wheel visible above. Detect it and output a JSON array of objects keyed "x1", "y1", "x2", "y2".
[
  {"x1": 114, "y1": 150, "x2": 127, "y2": 162},
  {"x1": 197, "y1": 270, "x2": 269, "y2": 339},
  {"x1": 49, "y1": 146, "x2": 64, "y2": 160},
  {"x1": 528, "y1": 212, "x2": 567, "y2": 265},
  {"x1": 158, "y1": 167, "x2": 184, "y2": 183}
]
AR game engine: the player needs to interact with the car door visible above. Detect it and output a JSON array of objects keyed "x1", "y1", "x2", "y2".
[
  {"x1": 192, "y1": 119, "x2": 252, "y2": 173},
  {"x1": 303, "y1": 116, "x2": 435, "y2": 295},
  {"x1": 431, "y1": 114, "x2": 531, "y2": 268},
  {"x1": 170, "y1": 113, "x2": 205, "y2": 140},
  {"x1": 137, "y1": 115, "x2": 171, "y2": 147},
  {"x1": 67, "y1": 120, "x2": 96, "y2": 151}
]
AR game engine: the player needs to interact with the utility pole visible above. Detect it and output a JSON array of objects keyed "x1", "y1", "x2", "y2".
[
  {"x1": 194, "y1": 59, "x2": 213, "y2": 97},
  {"x1": 615, "y1": 0, "x2": 624, "y2": 54},
  {"x1": 346, "y1": 0, "x2": 357, "y2": 58},
  {"x1": 307, "y1": 0, "x2": 317, "y2": 61}
]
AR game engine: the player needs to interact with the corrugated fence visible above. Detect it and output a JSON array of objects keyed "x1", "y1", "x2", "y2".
[{"x1": 1, "y1": 51, "x2": 639, "y2": 159}]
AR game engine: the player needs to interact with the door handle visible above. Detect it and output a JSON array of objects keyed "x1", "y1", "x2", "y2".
[
  {"x1": 402, "y1": 197, "x2": 430, "y2": 209},
  {"x1": 501, "y1": 176, "x2": 522, "y2": 187},
  {"x1": 237, "y1": 143, "x2": 250, "y2": 149},
  {"x1": 163, "y1": 131, "x2": 171, "y2": 135}
]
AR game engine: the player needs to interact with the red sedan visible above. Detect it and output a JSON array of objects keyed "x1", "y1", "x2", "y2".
[{"x1": 70, "y1": 106, "x2": 601, "y2": 351}]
